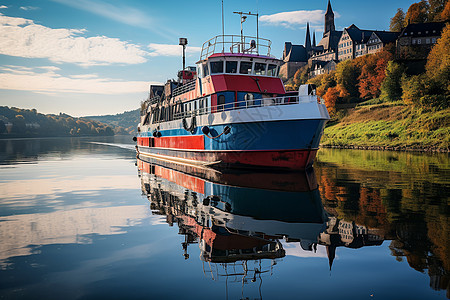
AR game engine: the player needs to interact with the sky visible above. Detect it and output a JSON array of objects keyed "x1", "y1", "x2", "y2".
[{"x1": 0, "y1": 0, "x2": 417, "y2": 117}]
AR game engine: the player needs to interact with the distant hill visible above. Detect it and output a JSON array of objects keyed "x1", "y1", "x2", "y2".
[
  {"x1": 85, "y1": 109, "x2": 139, "y2": 135},
  {"x1": 0, "y1": 106, "x2": 128, "y2": 138}
]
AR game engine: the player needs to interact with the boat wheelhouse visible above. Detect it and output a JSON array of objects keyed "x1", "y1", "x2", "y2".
[{"x1": 136, "y1": 34, "x2": 330, "y2": 170}]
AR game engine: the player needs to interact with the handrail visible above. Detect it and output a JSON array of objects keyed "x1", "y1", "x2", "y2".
[
  {"x1": 200, "y1": 35, "x2": 273, "y2": 60},
  {"x1": 173, "y1": 95, "x2": 320, "y2": 120},
  {"x1": 173, "y1": 80, "x2": 196, "y2": 97}
]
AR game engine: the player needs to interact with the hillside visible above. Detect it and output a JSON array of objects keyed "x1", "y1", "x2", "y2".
[
  {"x1": 321, "y1": 101, "x2": 450, "y2": 150},
  {"x1": 0, "y1": 106, "x2": 125, "y2": 138},
  {"x1": 85, "y1": 109, "x2": 139, "y2": 135}
]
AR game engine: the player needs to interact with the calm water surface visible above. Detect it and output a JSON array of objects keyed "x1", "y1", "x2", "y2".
[{"x1": 0, "y1": 137, "x2": 448, "y2": 300}]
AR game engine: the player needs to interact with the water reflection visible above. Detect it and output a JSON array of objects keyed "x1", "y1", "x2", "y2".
[
  {"x1": 0, "y1": 138, "x2": 448, "y2": 299},
  {"x1": 316, "y1": 148, "x2": 449, "y2": 297},
  {"x1": 137, "y1": 158, "x2": 389, "y2": 292}
]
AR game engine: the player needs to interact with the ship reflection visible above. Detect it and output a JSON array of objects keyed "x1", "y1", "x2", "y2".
[{"x1": 137, "y1": 158, "x2": 385, "y2": 287}]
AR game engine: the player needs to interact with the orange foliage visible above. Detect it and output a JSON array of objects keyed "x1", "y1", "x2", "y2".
[
  {"x1": 442, "y1": 1, "x2": 450, "y2": 21},
  {"x1": 323, "y1": 86, "x2": 340, "y2": 115},
  {"x1": 405, "y1": 0, "x2": 430, "y2": 24},
  {"x1": 357, "y1": 50, "x2": 393, "y2": 99}
]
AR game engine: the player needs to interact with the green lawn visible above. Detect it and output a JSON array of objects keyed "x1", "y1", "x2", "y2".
[{"x1": 322, "y1": 103, "x2": 450, "y2": 149}]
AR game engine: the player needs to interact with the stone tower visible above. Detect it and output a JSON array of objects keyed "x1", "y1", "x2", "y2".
[
  {"x1": 305, "y1": 22, "x2": 312, "y2": 52},
  {"x1": 324, "y1": 0, "x2": 335, "y2": 35}
]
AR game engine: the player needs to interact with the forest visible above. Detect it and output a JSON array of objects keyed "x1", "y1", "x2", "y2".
[{"x1": 0, "y1": 106, "x2": 127, "y2": 138}]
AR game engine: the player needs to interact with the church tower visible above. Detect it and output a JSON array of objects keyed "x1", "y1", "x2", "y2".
[
  {"x1": 305, "y1": 22, "x2": 312, "y2": 51},
  {"x1": 324, "y1": 0, "x2": 335, "y2": 35}
]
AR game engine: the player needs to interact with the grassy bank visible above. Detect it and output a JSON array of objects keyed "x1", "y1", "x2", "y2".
[{"x1": 321, "y1": 101, "x2": 450, "y2": 151}]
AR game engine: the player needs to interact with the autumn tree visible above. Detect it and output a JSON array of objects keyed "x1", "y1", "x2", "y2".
[
  {"x1": 441, "y1": 0, "x2": 450, "y2": 20},
  {"x1": 426, "y1": 23, "x2": 450, "y2": 86},
  {"x1": 357, "y1": 50, "x2": 393, "y2": 100},
  {"x1": 292, "y1": 65, "x2": 309, "y2": 90},
  {"x1": 428, "y1": 0, "x2": 447, "y2": 21},
  {"x1": 390, "y1": 8, "x2": 406, "y2": 32},
  {"x1": 335, "y1": 60, "x2": 360, "y2": 99},
  {"x1": 381, "y1": 61, "x2": 405, "y2": 101},
  {"x1": 323, "y1": 86, "x2": 340, "y2": 115},
  {"x1": 404, "y1": 0, "x2": 430, "y2": 25}
]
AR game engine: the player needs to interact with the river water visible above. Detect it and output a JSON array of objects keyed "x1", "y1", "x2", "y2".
[{"x1": 0, "y1": 137, "x2": 448, "y2": 300}]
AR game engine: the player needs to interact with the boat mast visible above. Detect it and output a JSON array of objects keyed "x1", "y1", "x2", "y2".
[{"x1": 233, "y1": 11, "x2": 259, "y2": 54}]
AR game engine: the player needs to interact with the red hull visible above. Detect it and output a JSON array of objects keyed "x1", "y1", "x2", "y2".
[{"x1": 138, "y1": 147, "x2": 318, "y2": 170}]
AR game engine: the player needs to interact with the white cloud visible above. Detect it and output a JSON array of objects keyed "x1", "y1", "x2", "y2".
[
  {"x1": 20, "y1": 6, "x2": 39, "y2": 11},
  {"x1": 0, "y1": 5, "x2": 7, "y2": 9},
  {"x1": 148, "y1": 43, "x2": 201, "y2": 57},
  {"x1": 0, "y1": 14, "x2": 149, "y2": 66},
  {"x1": 260, "y1": 10, "x2": 326, "y2": 28},
  {"x1": 0, "y1": 65, "x2": 159, "y2": 95}
]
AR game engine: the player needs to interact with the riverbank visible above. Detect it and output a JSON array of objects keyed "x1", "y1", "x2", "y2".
[{"x1": 321, "y1": 102, "x2": 450, "y2": 152}]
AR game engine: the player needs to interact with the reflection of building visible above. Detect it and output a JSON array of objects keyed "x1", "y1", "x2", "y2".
[
  {"x1": 138, "y1": 157, "x2": 387, "y2": 277},
  {"x1": 318, "y1": 217, "x2": 384, "y2": 268}
]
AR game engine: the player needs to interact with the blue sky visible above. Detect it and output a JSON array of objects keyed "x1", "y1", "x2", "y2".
[{"x1": 0, "y1": 0, "x2": 416, "y2": 116}]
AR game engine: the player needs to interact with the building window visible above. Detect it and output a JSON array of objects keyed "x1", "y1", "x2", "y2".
[
  {"x1": 426, "y1": 38, "x2": 430, "y2": 44},
  {"x1": 418, "y1": 39, "x2": 422, "y2": 44},
  {"x1": 412, "y1": 39, "x2": 416, "y2": 44},
  {"x1": 432, "y1": 38, "x2": 437, "y2": 43}
]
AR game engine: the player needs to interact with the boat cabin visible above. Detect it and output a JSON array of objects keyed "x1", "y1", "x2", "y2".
[{"x1": 141, "y1": 35, "x2": 288, "y2": 126}]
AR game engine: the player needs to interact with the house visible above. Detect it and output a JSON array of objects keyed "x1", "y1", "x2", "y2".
[
  {"x1": 310, "y1": 60, "x2": 338, "y2": 77},
  {"x1": 279, "y1": 42, "x2": 308, "y2": 79},
  {"x1": 338, "y1": 25, "x2": 374, "y2": 60},
  {"x1": 396, "y1": 21, "x2": 446, "y2": 59},
  {"x1": 366, "y1": 31, "x2": 399, "y2": 55}
]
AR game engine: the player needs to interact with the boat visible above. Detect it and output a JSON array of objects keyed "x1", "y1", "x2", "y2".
[{"x1": 136, "y1": 21, "x2": 330, "y2": 170}]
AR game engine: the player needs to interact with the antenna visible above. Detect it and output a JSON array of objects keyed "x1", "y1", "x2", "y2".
[
  {"x1": 222, "y1": 0, "x2": 225, "y2": 52},
  {"x1": 233, "y1": 11, "x2": 259, "y2": 54}
]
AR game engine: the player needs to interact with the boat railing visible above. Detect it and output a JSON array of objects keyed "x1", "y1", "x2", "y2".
[
  {"x1": 173, "y1": 95, "x2": 319, "y2": 120},
  {"x1": 173, "y1": 80, "x2": 196, "y2": 97},
  {"x1": 200, "y1": 35, "x2": 272, "y2": 60}
]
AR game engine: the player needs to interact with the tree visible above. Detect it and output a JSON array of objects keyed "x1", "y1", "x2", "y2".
[
  {"x1": 0, "y1": 120, "x2": 6, "y2": 134},
  {"x1": 390, "y1": 8, "x2": 406, "y2": 32},
  {"x1": 335, "y1": 60, "x2": 360, "y2": 99},
  {"x1": 292, "y1": 65, "x2": 309, "y2": 90},
  {"x1": 428, "y1": 0, "x2": 447, "y2": 21},
  {"x1": 441, "y1": 1, "x2": 450, "y2": 20},
  {"x1": 323, "y1": 86, "x2": 340, "y2": 115},
  {"x1": 404, "y1": 0, "x2": 430, "y2": 25},
  {"x1": 381, "y1": 61, "x2": 405, "y2": 101},
  {"x1": 426, "y1": 23, "x2": 450, "y2": 90}
]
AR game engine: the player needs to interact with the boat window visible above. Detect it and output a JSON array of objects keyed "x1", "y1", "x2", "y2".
[
  {"x1": 226, "y1": 61, "x2": 238, "y2": 73},
  {"x1": 253, "y1": 63, "x2": 266, "y2": 75},
  {"x1": 202, "y1": 63, "x2": 209, "y2": 77},
  {"x1": 267, "y1": 64, "x2": 278, "y2": 77},
  {"x1": 239, "y1": 61, "x2": 253, "y2": 74},
  {"x1": 218, "y1": 95, "x2": 225, "y2": 105},
  {"x1": 210, "y1": 61, "x2": 224, "y2": 74}
]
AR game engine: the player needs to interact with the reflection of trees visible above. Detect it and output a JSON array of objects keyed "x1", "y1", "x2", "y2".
[{"x1": 315, "y1": 154, "x2": 449, "y2": 297}]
